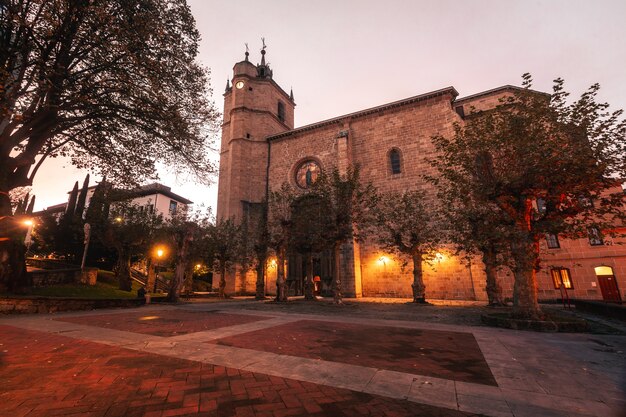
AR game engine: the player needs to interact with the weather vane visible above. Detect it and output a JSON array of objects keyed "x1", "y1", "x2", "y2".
[
  {"x1": 261, "y1": 37, "x2": 266, "y2": 51},
  {"x1": 245, "y1": 43, "x2": 249, "y2": 53}
]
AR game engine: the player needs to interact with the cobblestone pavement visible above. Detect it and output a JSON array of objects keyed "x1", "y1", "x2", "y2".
[{"x1": 1, "y1": 300, "x2": 625, "y2": 417}]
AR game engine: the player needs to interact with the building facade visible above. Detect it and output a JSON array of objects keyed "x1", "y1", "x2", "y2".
[
  {"x1": 216, "y1": 48, "x2": 626, "y2": 302},
  {"x1": 35, "y1": 182, "x2": 192, "y2": 221}
]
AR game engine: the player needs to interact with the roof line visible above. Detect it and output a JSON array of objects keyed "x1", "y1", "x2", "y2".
[
  {"x1": 267, "y1": 86, "x2": 459, "y2": 141},
  {"x1": 454, "y1": 85, "x2": 550, "y2": 104}
]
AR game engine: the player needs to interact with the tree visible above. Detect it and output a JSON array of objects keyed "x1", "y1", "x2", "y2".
[
  {"x1": 105, "y1": 203, "x2": 163, "y2": 291},
  {"x1": 1, "y1": 0, "x2": 218, "y2": 287},
  {"x1": 434, "y1": 185, "x2": 508, "y2": 306},
  {"x1": 83, "y1": 178, "x2": 113, "y2": 268},
  {"x1": 165, "y1": 219, "x2": 195, "y2": 302},
  {"x1": 206, "y1": 218, "x2": 243, "y2": 299},
  {"x1": 374, "y1": 190, "x2": 441, "y2": 303},
  {"x1": 54, "y1": 174, "x2": 90, "y2": 262},
  {"x1": 430, "y1": 75, "x2": 626, "y2": 318},
  {"x1": 267, "y1": 183, "x2": 297, "y2": 302},
  {"x1": 162, "y1": 210, "x2": 212, "y2": 302},
  {"x1": 313, "y1": 165, "x2": 378, "y2": 304},
  {"x1": 75, "y1": 174, "x2": 90, "y2": 219},
  {"x1": 0, "y1": 187, "x2": 34, "y2": 290},
  {"x1": 240, "y1": 201, "x2": 269, "y2": 300},
  {"x1": 10, "y1": 187, "x2": 34, "y2": 215}
]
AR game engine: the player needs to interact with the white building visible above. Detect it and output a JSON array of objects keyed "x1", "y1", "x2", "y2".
[{"x1": 34, "y1": 182, "x2": 193, "y2": 221}]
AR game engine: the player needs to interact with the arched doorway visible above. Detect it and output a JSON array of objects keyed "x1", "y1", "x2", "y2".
[
  {"x1": 594, "y1": 266, "x2": 622, "y2": 302},
  {"x1": 287, "y1": 194, "x2": 333, "y2": 297}
]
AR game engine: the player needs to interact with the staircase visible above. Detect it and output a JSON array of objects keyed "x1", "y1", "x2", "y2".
[{"x1": 130, "y1": 268, "x2": 168, "y2": 292}]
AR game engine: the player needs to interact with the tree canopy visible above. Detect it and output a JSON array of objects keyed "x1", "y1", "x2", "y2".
[
  {"x1": 0, "y1": 0, "x2": 219, "y2": 215},
  {"x1": 373, "y1": 190, "x2": 441, "y2": 303},
  {"x1": 430, "y1": 75, "x2": 626, "y2": 318}
]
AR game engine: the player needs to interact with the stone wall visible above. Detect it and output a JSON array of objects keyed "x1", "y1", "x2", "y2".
[
  {"x1": 29, "y1": 268, "x2": 81, "y2": 287},
  {"x1": 27, "y1": 258, "x2": 78, "y2": 270},
  {"x1": 0, "y1": 297, "x2": 145, "y2": 314},
  {"x1": 215, "y1": 54, "x2": 626, "y2": 301}
]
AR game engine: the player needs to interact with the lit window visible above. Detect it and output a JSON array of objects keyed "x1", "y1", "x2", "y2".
[
  {"x1": 389, "y1": 149, "x2": 402, "y2": 175},
  {"x1": 169, "y1": 200, "x2": 178, "y2": 214},
  {"x1": 588, "y1": 227, "x2": 603, "y2": 246},
  {"x1": 546, "y1": 233, "x2": 560, "y2": 249},
  {"x1": 551, "y1": 268, "x2": 573, "y2": 289}
]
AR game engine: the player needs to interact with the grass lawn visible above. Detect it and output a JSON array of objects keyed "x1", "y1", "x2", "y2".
[
  {"x1": 3, "y1": 270, "x2": 167, "y2": 299},
  {"x1": 18, "y1": 280, "x2": 143, "y2": 299}
]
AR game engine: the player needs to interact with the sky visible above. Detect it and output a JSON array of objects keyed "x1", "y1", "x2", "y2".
[{"x1": 30, "y1": 0, "x2": 626, "y2": 212}]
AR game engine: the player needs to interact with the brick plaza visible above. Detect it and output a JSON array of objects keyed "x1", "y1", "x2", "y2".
[{"x1": 1, "y1": 300, "x2": 624, "y2": 416}]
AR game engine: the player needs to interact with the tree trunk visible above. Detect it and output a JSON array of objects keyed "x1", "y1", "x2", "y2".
[
  {"x1": 0, "y1": 239, "x2": 30, "y2": 292},
  {"x1": 411, "y1": 251, "x2": 426, "y2": 303},
  {"x1": 332, "y1": 241, "x2": 343, "y2": 304},
  {"x1": 183, "y1": 262, "x2": 194, "y2": 294},
  {"x1": 167, "y1": 259, "x2": 186, "y2": 302},
  {"x1": 167, "y1": 229, "x2": 193, "y2": 302},
  {"x1": 218, "y1": 263, "x2": 227, "y2": 298},
  {"x1": 303, "y1": 253, "x2": 315, "y2": 300},
  {"x1": 146, "y1": 257, "x2": 156, "y2": 293},
  {"x1": 482, "y1": 249, "x2": 504, "y2": 306},
  {"x1": 116, "y1": 251, "x2": 132, "y2": 291},
  {"x1": 275, "y1": 248, "x2": 287, "y2": 302},
  {"x1": 0, "y1": 189, "x2": 30, "y2": 292},
  {"x1": 510, "y1": 240, "x2": 541, "y2": 319},
  {"x1": 509, "y1": 199, "x2": 542, "y2": 319},
  {"x1": 255, "y1": 254, "x2": 266, "y2": 300}
]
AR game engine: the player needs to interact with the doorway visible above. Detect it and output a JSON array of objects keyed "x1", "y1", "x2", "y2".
[
  {"x1": 286, "y1": 251, "x2": 333, "y2": 296},
  {"x1": 594, "y1": 266, "x2": 622, "y2": 302}
]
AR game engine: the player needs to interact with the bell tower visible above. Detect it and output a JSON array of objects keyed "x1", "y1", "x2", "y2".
[{"x1": 216, "y1": 43, "x2": 295, "y2": 221}]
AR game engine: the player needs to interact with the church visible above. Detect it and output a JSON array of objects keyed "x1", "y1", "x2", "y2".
[{"x1": 216, "y1": 47, "x2": 626, "y2": 303}]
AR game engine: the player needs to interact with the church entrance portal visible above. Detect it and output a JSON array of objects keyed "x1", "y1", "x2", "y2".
[{"x1": 286, "y1": 251, "x2": 333, "y2": 296}]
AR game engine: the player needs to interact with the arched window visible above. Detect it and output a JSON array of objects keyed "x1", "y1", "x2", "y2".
[
  {"x1": 277, "y1": 101, "x2": 285, "y2": 122},
  {"x1": 389, "y1": 148, "x2": 402, "y2": 175}
]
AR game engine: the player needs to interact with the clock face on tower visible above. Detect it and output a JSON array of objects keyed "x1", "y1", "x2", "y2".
[
  {"x1": 295, "y1": 160, "x2": 321, "y2": 188},
  {"x1": 235, "y1": 81, "x2": 245, "y2": 89}
]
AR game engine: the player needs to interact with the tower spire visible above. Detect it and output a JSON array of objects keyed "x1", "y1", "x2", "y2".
[
  {"x1": 260, "y1": 37, "x2": 266, "y2": 66},
  {"x1": 225, "y1": 78, "x2": 231, "y2": 93},
  {"x1": 244, "y1": 43, "x2": 249, "y2": 61},
  {"x1": 290, "y1": 87, "x2": 294, "y2": 102},
  {"x1": 256, "y1": 37, "x2": 272, "y2": 78}
]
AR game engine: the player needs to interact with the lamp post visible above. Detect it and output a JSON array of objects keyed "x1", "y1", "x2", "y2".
[
  {"x1": 23, "y1": 219, "x2": 34, "y2": 253},
  {"x1": 154, "y1": 248, "x2": 164, "y2": 292}
]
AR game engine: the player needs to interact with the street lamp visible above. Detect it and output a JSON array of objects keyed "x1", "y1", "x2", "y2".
[
  {"x1": 23, "y1": 219, "x2": 34, "y2": 252},
  {"x1": 153, "y1": 246, "x2": 166, "y2": 292}
]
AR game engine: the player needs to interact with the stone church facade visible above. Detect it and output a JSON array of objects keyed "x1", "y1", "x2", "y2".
[{"x1": 216, "y1": 49, "x2": 626, "y2": 302}]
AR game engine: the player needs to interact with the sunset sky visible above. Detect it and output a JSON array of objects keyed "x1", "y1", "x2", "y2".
[{"x1": 30, "y1": 0, "x2": 626, "y2": 213}]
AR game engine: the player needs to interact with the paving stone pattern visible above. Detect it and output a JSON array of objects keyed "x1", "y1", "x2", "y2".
[
  {"x1": 1, "y1": 302, "x2": 624, "y2": 417},
  {"x1": 0, "y1": 325, "x2": 479, "y2": 417},
  {"x1": 55, "y1": 309, "x2": 269, "y2": 337},
  {"x1": 211, "y1": 319, "x2": 496, "y2": 386}
]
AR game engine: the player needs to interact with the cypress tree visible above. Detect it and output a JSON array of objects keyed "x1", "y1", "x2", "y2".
[{"x1": 75, "y1": 174, "x2": 90, "y2": 219}]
